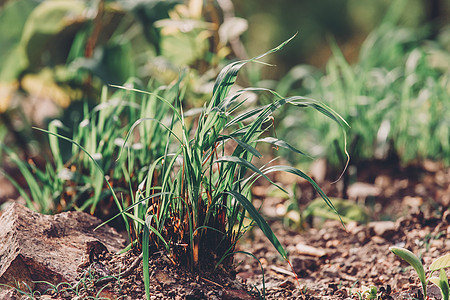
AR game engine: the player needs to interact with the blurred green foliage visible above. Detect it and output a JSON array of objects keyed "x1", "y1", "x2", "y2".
[
  {"x1": 0, "y1": 0, "x2": 244, "y2": 160},
  {"x1": 235, "y1": 0, "x2": 449, "y2": 74},
  {"x1": 0, "y1": 0, "x2": 449, "y2": 215},
  {"x1": 268, "y1": 0, "x2": 450, "y2": 167}
]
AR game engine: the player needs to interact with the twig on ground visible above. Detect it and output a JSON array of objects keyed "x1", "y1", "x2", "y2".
[
  {"x1": 201, "y1": 277, "x2": 224, "y2": 289},
  {"x1": 95, "y1": 253, "x2": 144, "y2": 286}
]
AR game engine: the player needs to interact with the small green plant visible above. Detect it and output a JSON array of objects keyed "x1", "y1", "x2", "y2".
[
  {"x1": 390, "y1": 247, "x2": 450, "y2": 300},
  {"x1": 0, "y1": 274, "x2": 124, "y2": 300},
  {"x1": 358, "y1": 285, "x2": 393, "y2": 300},
  {"x1": 363, "y1": 285, "x2": 378, "y2": 299},
  {"x1": 113, "y1": 35, "x2": 347, "y2": 283},
  {"x1": 1, "y1": 81, "x2": 178, "y2": 219},
  {"x1": 0, "y1": 281, "x2": 41, "y2": 300}
]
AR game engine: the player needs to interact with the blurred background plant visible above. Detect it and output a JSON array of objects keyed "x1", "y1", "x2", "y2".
[
  {"x1": 270, "y1": 0, "x2": 450, "y2": 171},
  {"x1": 0, "y1": 0, "x2": 250, "y2": 214},
  {"x1": 0, "y1": 0, "x2": 239, "y2": 158}
]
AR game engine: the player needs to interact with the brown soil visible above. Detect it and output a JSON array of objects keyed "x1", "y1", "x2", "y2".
[{"x1": 2, "y1": 159, "x2": 449, "y2": 299}]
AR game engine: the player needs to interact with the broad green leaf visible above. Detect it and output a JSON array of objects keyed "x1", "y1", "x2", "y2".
[
  {"x1": 160, "y1": 29, "x2": 210, "y2": 66},
  {"x1": 390, "y1": 246, "x2": 427, "y2": 297},
  {"x1": 0, "y1": 0, "x2": 37, "y2": 81},
  {"x1": 429, "y1": 276, "x2": 440, "y2": 287},
  {"x1": 21, "y1": 69, "x2": 72, "y2": 107},
  {"x1": 430, "y1": 254, "x2": 450, "y2": 272},
  {"x1": 20, "y1": 1, "x2": 86, "y2": 69},
  {"x1": 439, "y1": 269, "x2": 449, "y2": 300},
  {"x1": 429, "y1": 270, "x2": 450, "y2": 300},
  {"x1": 72, "y1": 42, "x2": 135, "y2": 85}
]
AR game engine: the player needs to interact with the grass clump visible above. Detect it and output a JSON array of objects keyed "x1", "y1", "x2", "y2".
[
  {"x1": 4, "y1": 37, "x2": 346, "y2": 300},
  {"x1": 1, "y1": 78, "x2": 182, "y2": 218},
  {"x1": 116, "y1": 36, "x2": 347, "y2": 276}
]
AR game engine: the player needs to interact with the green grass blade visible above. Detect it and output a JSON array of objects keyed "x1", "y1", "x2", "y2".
[
  {"x1": 225, "y1": 106, "x2": 267, "y2": 128},
  {"x1": 264, "y1": 165, "x2": 344, "y2": 226},
  {"x1": 211, "y1": 34, "x2": 296, "y2": 109},
  {"x1": 145, "y1": 214, "x2": 170, "y2": 252},
  {"x1": 225, "y1": 190, "x2": 288, "y2": 260},
  {"x1": 93, "y1": 192, "x2": 166, "y2": 230},
  {"x1": 117, "y1": 117, "x2": 182, "y2": 161},
  {"x1": 216, "y1": 156, "x2": 287, "y2": 193},
  {"x1": 33, "y1": 127, "x2": 127, "y2": 224},
  {"x1": 0, "y1": 144, "x2": 43, "y2": 211},
  {"x1": 143, "y1": 216, "x2": 151, "y2": 300},
  {"x1": 257, "y1": 137, "x2": 312, "y2": 158},
  {"x1": 109, "y1": 84, "x2": 183, "y2": 122},
  {"x1": 48, "y1": 120, "x2": 66, "y2": 170},
  {"x1": 224, "y1": 135, "x2": 262, "y2": 158},
  {"x1": 0, "y1": 169, "x2": 34, "y2": 209}
]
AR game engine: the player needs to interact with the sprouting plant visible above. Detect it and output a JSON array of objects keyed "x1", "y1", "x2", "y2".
[
  {"x1": 363, "y1": 286, "x2": 378, "y2": 299},
  {"x1": 390, "y1": 247, "x2": 450, "y2": 300},
  {"x1": 0, "y1": 281, "x2": 41, "y2": 300}
]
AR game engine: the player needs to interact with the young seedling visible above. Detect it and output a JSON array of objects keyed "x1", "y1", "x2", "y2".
[
  {"x1": 429, "y1": 254, "x2": 450, "y2": 300},
  {"x1": 390, "y1": 247, "x2": 450, "y2": 300}
]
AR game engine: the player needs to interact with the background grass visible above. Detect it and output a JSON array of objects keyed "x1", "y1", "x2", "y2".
[{"x1": 270, "y1": 0, "x2": 450, "y2": 168}]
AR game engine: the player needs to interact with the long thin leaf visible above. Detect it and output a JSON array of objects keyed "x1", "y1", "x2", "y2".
[
  {"x1": 215, "y1": 156, "x2": 286, "y2": 193},
  {"x1": 225, "y1": 190, "x2": 288, "y2": 260},
  {"x1": 257, "y1": 137, "x2": 312, "y2": 158},
  {"x1": 143, "y1": 216, "x2": 151, "y2": 300},
  {"x1": 263, "y1": 165, "x2": 344, "y2": 226},
  {"x1": 211, "y1": 34, "x2": 296, "y2": 108}
]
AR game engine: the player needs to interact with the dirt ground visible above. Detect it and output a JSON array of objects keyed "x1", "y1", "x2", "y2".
[{"x1": 2, "y1": 159, "x2": 449, "y2": 299}]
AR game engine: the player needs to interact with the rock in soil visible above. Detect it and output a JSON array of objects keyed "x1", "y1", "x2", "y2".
[{"x1": 0, "y1": 203, "x2": 126, "y2": 293}]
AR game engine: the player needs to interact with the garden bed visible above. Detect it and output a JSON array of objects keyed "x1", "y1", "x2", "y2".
[{"x1": 1, "y1": 159, "x2": 448, "y2": 300}]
